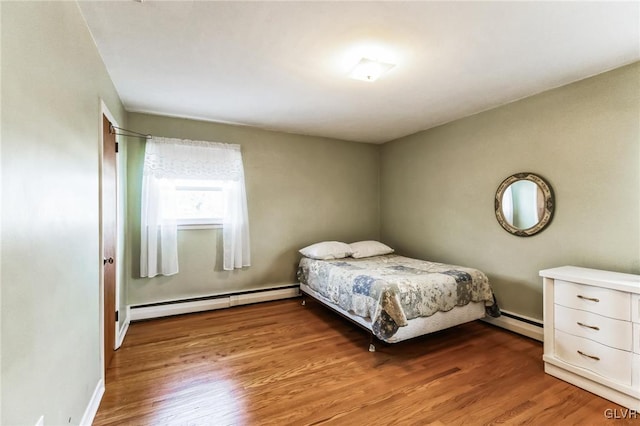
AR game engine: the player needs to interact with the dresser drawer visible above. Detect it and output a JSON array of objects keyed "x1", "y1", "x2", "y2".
[
  {"x1": 634, "y1": 323, "x2": 640, "y2": 355},
  {"x1": 555, "y1": 304, "x2": 632, "y2": 351},
  {"x1": 555, "y1": 330, "x2": 632, "y2": 386},
  {"x1": 633, "y1": 294, "x2": 640, "y2": 324},
  {"x1": 555, "y1": 280, "x2": 631, "y2": 321}
]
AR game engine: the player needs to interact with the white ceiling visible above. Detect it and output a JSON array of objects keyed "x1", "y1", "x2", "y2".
[{"x1": 79, "y1": 1, "x2": 640, "y2": 144}]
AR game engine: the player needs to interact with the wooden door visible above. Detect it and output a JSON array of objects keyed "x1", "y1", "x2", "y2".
[{"x1": 102, "y1": 114, "x2": 117, "y2": 372}]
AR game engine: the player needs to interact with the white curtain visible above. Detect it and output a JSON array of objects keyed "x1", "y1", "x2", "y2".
[
  {"x1": 502, "y1": 186, "x2": 514, "y2": 225},
  {"x1": 531, "y1": 185, "x2": 539, "y2": 223},
  {"x1": 140, "y1": 137, "x2": 250, "y2": 277}
]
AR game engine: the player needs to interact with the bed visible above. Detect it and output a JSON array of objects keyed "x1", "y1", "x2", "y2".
[{"x1": 297, "y1": 251, "x2": 500, "y2": 351}]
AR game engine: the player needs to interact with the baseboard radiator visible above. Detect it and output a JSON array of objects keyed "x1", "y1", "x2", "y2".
[
  {"x1": 482, "y1": 309, "x2": 544, "y2": 342},
  {"x1": 129, "y1": 284, "x2": 300, "y2": 321},
  {"x1": 129, "y1": 287, "x2": 543, "y2": 342}
]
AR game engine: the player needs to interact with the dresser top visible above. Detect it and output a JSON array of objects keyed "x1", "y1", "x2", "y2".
[{"x1": 540, "y1": 266, "x2": 640, "y2": 294}]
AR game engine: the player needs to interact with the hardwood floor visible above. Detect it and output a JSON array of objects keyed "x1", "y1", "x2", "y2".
[{"x1": 94, "y1": 299, "x2": 635, "y2": 425}]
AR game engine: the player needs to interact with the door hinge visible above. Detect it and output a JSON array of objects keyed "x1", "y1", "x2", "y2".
[
  {"x1": 115, "y1": 310, "x2": 119, "y2": 322},
  {"x1": 115, "y1": 142, "x2": 119, "y2": 153}
]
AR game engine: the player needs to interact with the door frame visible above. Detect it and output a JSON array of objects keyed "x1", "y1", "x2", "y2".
[{"x1": 99, "y1": 101, "x2": 125, "y2": 379}]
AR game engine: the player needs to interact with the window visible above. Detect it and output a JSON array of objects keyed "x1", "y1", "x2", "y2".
[
  {"x1": 140, "y1": 137, "x2": 250, "y2": 276},
  {"x1": 174, "y1": 179, "x2": 225, "y2": 227}
]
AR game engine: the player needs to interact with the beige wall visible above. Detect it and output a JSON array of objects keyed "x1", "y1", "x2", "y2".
[
  {"x1": 126, "y1": 113, "x2": 380, "y2": 305},
  {"x1": 381, "y1": 62, "x2": 640, "y2": 320},
  {"x1": 1, "y1": 2, "x2": 126, "y2": 424}
]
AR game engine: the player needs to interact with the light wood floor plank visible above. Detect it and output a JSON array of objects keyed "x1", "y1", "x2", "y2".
[{"x1": 94, "y1": 299, "x2": 635, "y2": 425}]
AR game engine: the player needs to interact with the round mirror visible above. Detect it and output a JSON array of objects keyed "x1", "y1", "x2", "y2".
[{"x1": 495, "y1": 172, "x2": 554, "y2": 237}]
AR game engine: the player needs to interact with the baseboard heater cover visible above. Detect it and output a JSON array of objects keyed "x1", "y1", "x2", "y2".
[
  {"x1": 482, "y1": 309, "x2": 544, "y2": 342},
  {"x1": 130, "y1": 285, "x2": 300, "y2": 321}
]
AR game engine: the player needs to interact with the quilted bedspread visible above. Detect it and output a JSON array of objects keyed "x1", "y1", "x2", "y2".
[{"x1": 297, "y1": 254, "x2": 500, "y2": 340}]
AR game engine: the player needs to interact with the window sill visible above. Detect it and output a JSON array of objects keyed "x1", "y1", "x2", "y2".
[{"x1": 177, "y1": 224, "x2": 222, "y2": 230}]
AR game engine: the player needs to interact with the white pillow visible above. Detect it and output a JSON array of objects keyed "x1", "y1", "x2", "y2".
[
  {"x1": 299, "y1": 241, "x2": 353, "y2": 260},
  {"x1": 349, "y1": 241, "x2": 394, "y2": 258}
]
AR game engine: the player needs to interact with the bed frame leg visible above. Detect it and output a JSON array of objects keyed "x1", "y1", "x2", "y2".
[
  {"x1": 301, "y1": 296, "x2": 306, "y2": 306},
  {"x1": 368, "y1": 335, "x2": 376, "y2": 352}
]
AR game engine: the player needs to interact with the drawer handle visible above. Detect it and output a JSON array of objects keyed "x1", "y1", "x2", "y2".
[
  {"x1": 576, "y1": 322, "x2": 600, "y2": 331},
  {"x1": 577, "y1": 350, "x2": 600, "y2": 361},
  {"x1": 576, "y1": 295, "x2": 599, "y2": 303}
]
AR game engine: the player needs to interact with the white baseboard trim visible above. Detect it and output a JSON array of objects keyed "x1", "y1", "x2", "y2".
[
  {"x1": 130, "y1": 298, "x2": 230, "y2": 321},
  {"x1": 482, "y1": 309, "x2": 544, "y2": 342},
  {"x1": 115, "y1": 306, "x2": 130, "y2": 350},
  {"x1": 130, "y1": 285, "x2": 300, "y2": 322},
  {"x1": 80, "y1": 378, "x2": 104, "y2": 426}
]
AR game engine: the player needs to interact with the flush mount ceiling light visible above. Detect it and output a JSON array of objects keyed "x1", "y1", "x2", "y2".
[{"x1": 348, "y1": 58, "x2": 395, "y2": 82}]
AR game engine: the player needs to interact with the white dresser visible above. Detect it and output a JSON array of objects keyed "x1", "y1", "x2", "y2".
[{"x1": 540, "y1": 266, "x2": 640, "y2": 410}]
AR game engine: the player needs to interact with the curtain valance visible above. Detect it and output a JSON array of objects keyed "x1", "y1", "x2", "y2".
[{"x1": 143, "y1": 137, "x2": 244, "y2": 181}]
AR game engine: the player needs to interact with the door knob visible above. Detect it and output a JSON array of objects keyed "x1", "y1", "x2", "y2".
[{"x1": 103, "y1": 257, "x2": 114, "y2": 265}]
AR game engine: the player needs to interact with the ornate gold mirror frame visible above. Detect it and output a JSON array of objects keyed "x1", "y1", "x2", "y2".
[{"x1": 495, "y1": 172, "x2": 554, "y2": 237}]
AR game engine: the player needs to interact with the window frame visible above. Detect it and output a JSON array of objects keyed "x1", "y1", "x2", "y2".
[{"x1": 173, "y1": 180, "x2": 225, "y2": 229}]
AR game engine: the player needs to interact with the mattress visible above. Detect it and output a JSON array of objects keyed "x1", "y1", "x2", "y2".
[
  {"x1": 297, "y1": 254, "x2": 499, "y2": 342},
  {"x1": 300, "y1": 283, "x2": 486, "y2": 343}
]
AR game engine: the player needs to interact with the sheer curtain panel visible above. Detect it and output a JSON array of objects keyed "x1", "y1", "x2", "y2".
[
  {"x1": 502, "y1": 186, "x2": 514, "y2": 225},
  {"x1": 140, "y1": 137, "x2": 250, "y2": 277}
]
